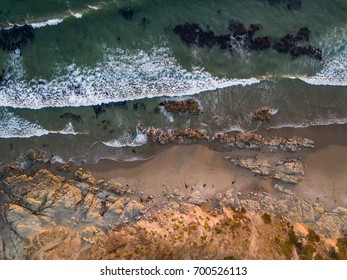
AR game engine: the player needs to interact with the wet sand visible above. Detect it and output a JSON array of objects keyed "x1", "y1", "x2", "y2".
[{"x1": 86, "y1": 124, "x2": 347, "y2": 210}]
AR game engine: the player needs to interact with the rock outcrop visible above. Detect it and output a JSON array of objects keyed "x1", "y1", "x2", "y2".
[
  {"x1": 273, "y1": 159, "x2": 305, "y2": 184},
  {"x1": 264, "y1": 137, "x2": 314, "y2": 152},
  {"x1": 226, "y1": 156, "x2": 305, "y2": 184},
  {"x1": 0, "y1": 162, "x2": 346, "y2": 260},
  {"x1": 252, "y1": 107, "x2": 273, "y2": 122},
  {"x1": 0, "y1": 166, "x2": 145, "y2": 259},
  {"x1": 159, "y1": 99, "x2": 201, "y2": 115},
  {"x1": 137, "y1": 125, "x2": 209, "y2": 145},
  {"x1": 227, "y1": 156, "x2": 272, "y2": 176},
  {"x1": 216, "y1": 131, "x2": 314, "y2": 152}
]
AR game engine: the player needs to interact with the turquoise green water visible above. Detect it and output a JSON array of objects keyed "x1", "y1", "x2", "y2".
[{"x1": 0, "y1": 0, "x2": 347, "y2": 164}]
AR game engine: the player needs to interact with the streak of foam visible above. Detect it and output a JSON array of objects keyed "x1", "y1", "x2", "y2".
[
  {"x1": 0, "y1": 47, "x2": 260, "y2": 109},
  {"x1": 0, "y1": 110, "x2": 49, "y2": 138},
  {"x1": 299, "y1": 49, "x2": 347, "y2": 86},
  {"x1": 103, "y1": 128, "x2": 147, "y2": 148},
  {"x1": 269, "y1": 117, "x2": 347, "y2": 129},
  {"x1": 0, "y1": 109, "x2": 80, "y2": 138},
  {"x1": 5, "y1": 2, "x2": 106, "y2": 30},
  {"x1": 31, "y1": 18, "x2": 64, "y2": 29}
]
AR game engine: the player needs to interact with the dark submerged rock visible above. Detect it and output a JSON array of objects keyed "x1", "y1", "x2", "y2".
[
  {"x1": 267, "y1": 0, "x2": 302, "y2": 11},
  {"x1": 173, "y1": 23, "x2": 216, "y2": 48},
  {"x1": 92, "y1": 101, "x2": 127, "y2": 118},
  {"x1": 60, "y1": 112, "x2": 82, "y2": 122},
  {"x1": 133, "y1": 102, "x2": 146, "y2": 111},
  {"x1": 139, "y1": 17, "x2": 150, "y2": 29},
  {"x1": 273, "y1": 27, "x2": 322, "y2": 60},
  {"x1": 119, "y1": 8, "x2": 135, "y2": 20},
  {"x1": 0, "y1": 24, "x2": 35, "y2": 52}
]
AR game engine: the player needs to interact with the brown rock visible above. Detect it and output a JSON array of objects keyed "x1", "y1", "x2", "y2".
[
  {"x1": 161, "y1": 99, "x2": 201, "y2": 115},
  {"x1": 252, "y1": 107, "x2": 272, "y2": 122},
  {"x1": 5, "y1": 204, "x2": 43, "y2": 239},
  {"x1": 273, "y1": 159, "x2": 304, "y2": 184},
  {"x1": 229, "y1": 156, "x2": 272, "y2": 176},
  {"x1": 137, "y1": 126, "x2": 208, "y2": 145},
  {"x1": 264, "y1": 137, "x2": 315, "y2": 152},
  {"x1": 214, "y1": 132, "x2": 236, "y2": 146},
  {"x1": 235, "y1": 132, "x2": 264, "y2": 150},
  {"x1": 75, "y1": 168, "x2": 96, "y2": 184},
  {"x1": 187, "y1": 191, "x2": 205, "y2": 205}
]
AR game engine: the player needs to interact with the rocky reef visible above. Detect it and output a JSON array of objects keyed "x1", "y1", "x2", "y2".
[
  {"x1": 159, "y1": 99, "x2": 201, "y2": 115},
  {"x1": 252, "y1": 107, "x2": 273, "y2": 122},
  {"x1": 215, "y1": 131, "x2": 314, "y2": 152},
  {"x1": 173, "y1": 21, "x2": 271, "y2": 53},
  {"x1": 139, "y1": 125, "x2": 315, "y2": 154},
  {"x1": 273, "y1": 27, "x2": 322, "y2": 60},
  {"x1": 137, "y1": 125, "x2": 209, "y2": 145},
  {"x1": 0, "y1": 24, "x2": 35, "y2": 52},
  {"x1": 173, "y1": 19, "x2": 322, "y2": 60}
]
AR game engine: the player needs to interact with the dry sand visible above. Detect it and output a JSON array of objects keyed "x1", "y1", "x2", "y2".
[{"x1": 86, "y1": 124, "x2": 347, "y2": 210}]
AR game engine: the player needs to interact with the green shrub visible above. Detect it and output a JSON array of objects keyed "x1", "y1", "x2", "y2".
[{"x1": 261, "y1": 213, "x2": 272, "y2": 224}]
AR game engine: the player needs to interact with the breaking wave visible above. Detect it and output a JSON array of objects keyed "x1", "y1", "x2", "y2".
[
  {"x1": 0, "y1": 46, "x2": 260, "y2": 109},
  {"x1": 103, "y1": 128, "x2": 147, "y2": 148},
  {"x1": 0, "y1": 109, "x2": 79, "y2": 138}
]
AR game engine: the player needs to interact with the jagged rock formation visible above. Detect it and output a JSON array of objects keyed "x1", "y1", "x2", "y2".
[
  {"x1": 139, "y1": 126, "x2": 315, "y2": 152},
  {"x1": 273, "y1": 159, "x2": 305, "y2": 184},
  {"x1": 137, "y1": 125, "x2": 209, "y2": 145},
  {"x1": 0, "y1": 163, "x2": 346, "y2": 260},
  {"x1": 228, "y1": 157, "x2": 272, "y2": 176},
  {"x1": 159, "y1": 99, "x2": 201, "y2": 115},
  {"x1": 226, "y1": 156, "x2": 305, "y2": 184},
  {"x1": 264, "y1": 136, "x2": 314, "y2": 152},
  {"x1": 0, "y1": 165, "x2": 144, "y2": 259},
  {"x1": 216, "y1": 131, "x2": 314, "y2": 152},
  {"x1": 252, "y1": 107, "x2": 273, "y2": 122}
]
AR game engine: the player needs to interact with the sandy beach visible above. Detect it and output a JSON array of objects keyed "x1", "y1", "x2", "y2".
[{"x1": 85, "y1": 124, "x2": 347, "y2": 210}]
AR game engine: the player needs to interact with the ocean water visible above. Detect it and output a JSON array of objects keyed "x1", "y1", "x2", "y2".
[{"x1": 0, "y1": 0, "x2": 347, "y2": 164}]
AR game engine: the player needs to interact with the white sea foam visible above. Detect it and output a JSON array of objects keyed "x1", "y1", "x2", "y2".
[
  {"x1": 31, "y1": 18, "x2": 65, "y2": 29},
  {"x1": 0, "y1": 109, "x2": 80, "y2": 138},
  {"x1": 0, "y1": 46, "x2": 260, "y2": 109},
  {"x1": 73, "y1": 13, "x2": 83, "y2": 18},
  {"x1": 103, "y1": 128, "x2": 148, "y2": 148},
  {"x1": 51, "y1": 155, "x2": 66, "y2": 164},
  {"x1": 58, "y1": 122, "x2": 79, "y2": 135},
  {"x1": 297, "y1": 26, "x2": 347, "y2": 86},
  {"x1": 269, "y1": 117, "x2": 347, "y2": 129},
  {"x1": 0, "y1": 110, "x2": 50, "y2": 138},
  {"x1": 226, "y1": 124, "x2": 245, "y2": 133},
  {"x1": 159, "y1": 107, "x2": 174, "y2": 123}
]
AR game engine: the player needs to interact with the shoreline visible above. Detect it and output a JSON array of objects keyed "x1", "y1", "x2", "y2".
[
  {"x1": 83, "y1": 123, "x2": 347, "y2": 210},
  {"x1": 1, "y1": 122, "x2": 347, "y2": 259}
]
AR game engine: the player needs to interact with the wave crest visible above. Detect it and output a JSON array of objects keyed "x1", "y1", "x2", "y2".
[{"x1": 0, "y1": 47, "x2": 260, "y2": 109}]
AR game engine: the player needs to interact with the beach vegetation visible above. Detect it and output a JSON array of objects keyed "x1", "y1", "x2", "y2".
[
  {"x1": 224, "y1": 255, "x2": 236, "y2": 260},
  {"x1": 337, "y1": 237, "x2": 347, "y2": 259},
  {"x1": 307, "y1": 228, "x2": 320, "y2": 242},
  {"x1": 261, "y1": 213, "x2": 272, "y2": 224}
]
